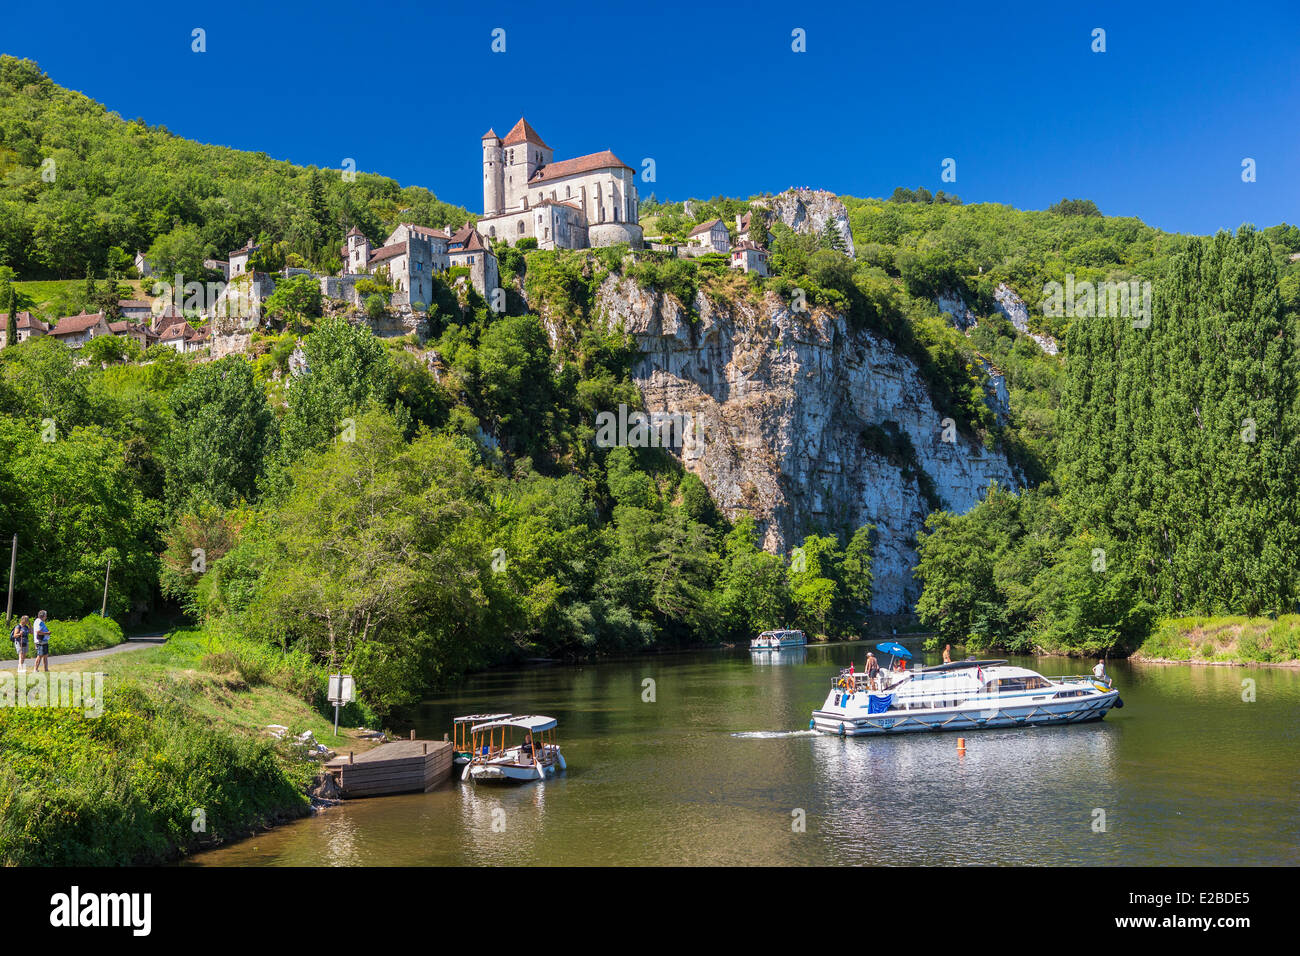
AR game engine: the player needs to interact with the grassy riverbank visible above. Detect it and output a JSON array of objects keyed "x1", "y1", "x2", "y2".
[
  {"x1": 0, "y1": 626, "x2": 378, "y2": 865},
  {"x1": 1133, "y1": 615, "x2": 1300, "y2": 666}
]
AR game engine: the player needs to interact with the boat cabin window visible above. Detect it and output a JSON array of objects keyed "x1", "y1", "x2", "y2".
[{"x1": 988, "y1": 676, "x2": 1051, "y2": 692}]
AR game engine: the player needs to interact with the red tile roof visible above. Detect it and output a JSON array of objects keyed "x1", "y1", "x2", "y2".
[
  {"x1": 482, "y1": 128, "x2": 500, "y2": 141},
  {"x1": 118, "y1": 299, "x2": 151, "y2": 309},
  {"x1": 527, "y1": 150, "x2": 631, "y2": 185},
  {"x1": 50, "y1": 312, "x2": 107, "y2": 336},
  {"x1": 448, "y1": 227, "x2": 487, "y2": 253},
  {"x1": 502, "y1": 118, "x2": 550, "y2": 149},
  {"x1": 15, "y1": 312, "x2": 48, "y2": 332},
  {"x1": 158, "y1": 321, "x2": 196, "y2": 341}
]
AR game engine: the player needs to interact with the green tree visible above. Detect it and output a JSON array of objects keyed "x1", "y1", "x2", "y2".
[
  {"x1": 0, "y1": 418, "x2": 160, "y2": 615},
  {"x1": 715, "y1": 516, "x2": 790, "y2": 638},
  {"x1": 278, "y1": 315, "x2": 397, "y2": 462},
  {"x1": 164, "y1": 356, "x2": 277, "y2": 512},
  {"x1": 238, "y1": 410, "x2": 501, "y2": 709},
  {"x1": 145, "y1": 224, "x2": 206, "y2": 282},
  {"x1": 263, "y1": 273, "x2": 322, "y2": 332}
]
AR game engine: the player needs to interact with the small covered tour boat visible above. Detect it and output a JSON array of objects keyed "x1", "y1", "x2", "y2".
[
  {"x1": 750, "y1": 629, "x2": 808, "y2": 651},
  {"x1": 452, "y1": 714, "x2": 513, "y2": 766},
  {"x1": 811, "y1": 658, "x2": 1123, "y2": 736},
  {"x1": 461, "y1": 715, "x2": 566, "y2": 783}
]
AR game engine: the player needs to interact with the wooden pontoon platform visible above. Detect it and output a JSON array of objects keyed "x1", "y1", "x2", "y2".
[{"x1": 325, "y1": 739, "x2": 453, "y2": 798}]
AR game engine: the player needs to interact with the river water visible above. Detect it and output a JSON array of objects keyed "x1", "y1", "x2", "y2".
[{"x1": 192, "y1": 644, "x2": 1299, "y2": 866}]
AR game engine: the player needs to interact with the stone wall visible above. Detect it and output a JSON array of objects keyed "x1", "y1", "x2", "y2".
[{"x1": 589, "y1": 223, "x2": 644, "y2": 248}]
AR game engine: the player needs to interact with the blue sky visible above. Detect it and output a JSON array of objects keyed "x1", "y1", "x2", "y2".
[{"x1": 4, "y1": 0, "x2": 1297, "y2": 234}]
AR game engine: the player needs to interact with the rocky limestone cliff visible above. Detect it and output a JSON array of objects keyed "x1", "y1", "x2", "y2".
[
  {"x1": 753, "y1": 189, "x2": 856, "y2": 258},
  {"x1": 548, "y1": 276, "x2": 1021, "y2": 612},
  {"x1": 994, "y1": 282, "x2": 1059, "y2": 355}
]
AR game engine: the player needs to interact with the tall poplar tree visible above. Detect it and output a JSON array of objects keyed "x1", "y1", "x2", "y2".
[{"x1": 1059, "y1": 226, "x2": 1297, "y2": 615}]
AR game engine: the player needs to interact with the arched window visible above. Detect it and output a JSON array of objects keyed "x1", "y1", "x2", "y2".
[
  {"x1": 517, "y1": 221, "x2": 525, "y2": 235},
  {"x1": 489, "y1": 226, "x2": 496, "y2": 237}
]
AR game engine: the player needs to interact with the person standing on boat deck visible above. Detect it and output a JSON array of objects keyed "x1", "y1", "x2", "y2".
[
  {"x1": 865, "y1": 653, "x2": 879, "y2": 689},
  {"x1": 942, "y1": 644, "x2": 952, "y2": 664}
]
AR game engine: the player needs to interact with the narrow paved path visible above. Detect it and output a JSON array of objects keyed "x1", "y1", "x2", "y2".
[{"x1": 0, "y1": 633, "x2": 168, "y2": 670}]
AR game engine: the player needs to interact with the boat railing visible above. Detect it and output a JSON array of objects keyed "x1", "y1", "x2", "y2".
[
  {"x1": 1051, "y1": 674, "x2": 1113, "y2": 688},
  {"x1": 831, "y1": 672, "x2": 909, "y2": 694}
]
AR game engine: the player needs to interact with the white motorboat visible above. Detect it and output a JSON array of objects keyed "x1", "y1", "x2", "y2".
[
  {"x1": 750, "y1": 629, "x2": 807, "y2": 651},
  {"x1": 811, "y1": 659, "x2": 1123, "y2": 736},
  {"x1": 461, "y1": 715, "x2": 566, "y2": 783},
  {"x1": 452, "y1": 713, "x2": 512, "y2": 766}
]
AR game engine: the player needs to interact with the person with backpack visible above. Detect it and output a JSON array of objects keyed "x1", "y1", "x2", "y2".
[
  {"x1": 31, "y1": 611, "x2": 50, "y2": 673},
  {"x1": 10, "y1": 615, "x2": 30, "y2": 672}
]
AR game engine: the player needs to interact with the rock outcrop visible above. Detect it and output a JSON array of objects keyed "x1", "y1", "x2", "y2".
[
  {"x1": 994, "y1": 282, "x2": 1059, "y2": 355},
  {"x1": 935, "y1": 291, "x2": 977, "y2": 332},
  {"x1": 753, "y1": 189, "x2": 855, "y2": 258},
  {"x1": 560, "y1": 276, "x2": 1020, "y2": 612}
]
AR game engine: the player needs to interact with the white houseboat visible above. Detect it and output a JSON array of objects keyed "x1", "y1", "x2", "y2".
[
  {"x1": 750, "y1": 629, "x2": 808, "y2": 651},
  {"x1": 461, "y1": 715, "x2": 566, "y2": 783},
  {"x1": 811, "y1": 659, "x2": 1122, "y2": 736}
]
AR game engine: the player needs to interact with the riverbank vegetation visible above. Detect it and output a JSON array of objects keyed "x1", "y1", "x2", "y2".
[
  {"x1": 1135, "y1": 616, "x2": 1300, "y2": 665},
  {"x1": 0, "y1": 626, "x2": 362, "y2": 865}
]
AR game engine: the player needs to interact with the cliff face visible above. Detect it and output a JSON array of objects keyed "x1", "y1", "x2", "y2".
[{"x1": 558, "y1": 276, "x2": 1020, "y2": 612}]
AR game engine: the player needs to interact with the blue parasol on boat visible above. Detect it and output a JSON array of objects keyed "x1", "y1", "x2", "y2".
[{"x1": 876, "y1": 641, "x2": 912, "y2": 660}]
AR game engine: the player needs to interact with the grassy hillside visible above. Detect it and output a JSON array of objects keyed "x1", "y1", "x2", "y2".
[{"x1": 0, "y1": 55, "x2": 471, "y2": 281}]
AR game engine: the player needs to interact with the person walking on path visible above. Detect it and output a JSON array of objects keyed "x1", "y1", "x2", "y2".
[
  {"x1": 10, "y1": 615, "x2": 30, "y2": 672},
  {"x1": 31, "y1": 611, "x2": 50, "y2": 673}
]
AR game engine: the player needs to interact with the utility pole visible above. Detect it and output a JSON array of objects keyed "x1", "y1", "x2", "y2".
[
  {"x1": 5, "y1": 534, "x2": 15, "y2": 623},
  {"x1": 101, "y1": 557, "x2": 111, "y2": 617}
]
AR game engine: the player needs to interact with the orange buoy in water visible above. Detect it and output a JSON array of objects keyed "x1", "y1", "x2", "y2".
[{"x1": 957, "y1": 737, "x2": 967, "y2": 753}]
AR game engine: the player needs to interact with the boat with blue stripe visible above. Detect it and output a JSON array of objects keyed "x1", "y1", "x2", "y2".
[
  {"x1": 810, "y1": 657, "x2": 1123, "y2": 736},
  {"x1": 750, "y1": 628, "x2": 807, "y2": 651}
]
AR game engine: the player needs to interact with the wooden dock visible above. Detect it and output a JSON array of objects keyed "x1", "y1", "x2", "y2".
[{"x1": 325, "y1": 738, "x2": 453, "y2": 798}]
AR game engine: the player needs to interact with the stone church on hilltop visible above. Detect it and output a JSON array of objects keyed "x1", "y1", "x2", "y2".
[{"x1": 477, "y1": 118, "x2": 643, "y2": 250}]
